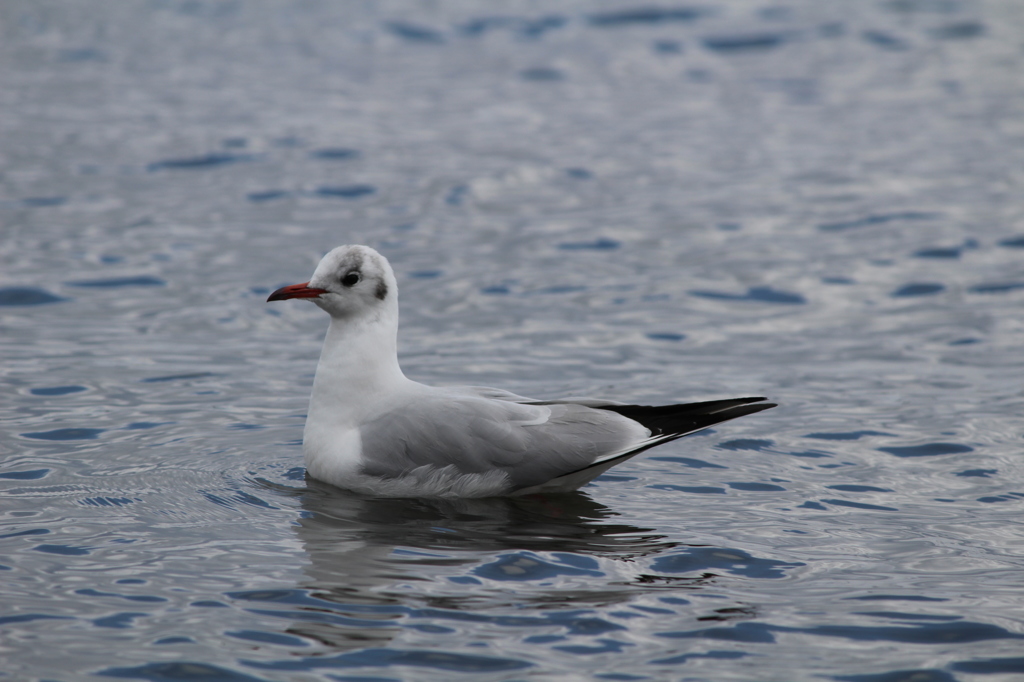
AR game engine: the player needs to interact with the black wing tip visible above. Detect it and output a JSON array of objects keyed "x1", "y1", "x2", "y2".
[
  {"x1": 716, "y1": 396, "x2": 772, "y2": 408},
  {"x1": 598, "y1": 396, "x2": 777, "y2": 416},
  {"x1": 721, "y1": 401, "x2": 777, "y2": 419},
  {"x1": 736, "y1": 398, "x2": 777, "y2": 410},
  {"x1": 596, "y1": 396, "x2": 778, "y2": 438},
  {"x1": 693, "y1": 396, "x2": 778, "y2": 414}
]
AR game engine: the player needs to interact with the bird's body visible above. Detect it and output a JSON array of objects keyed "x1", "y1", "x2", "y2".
[{"x1": 269, "y1": 245, "x2": 775, "y2": 498}]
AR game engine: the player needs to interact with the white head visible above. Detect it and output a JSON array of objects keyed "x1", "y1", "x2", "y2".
[{"x1": 267, "y1": 245, "x2": 398, "y2": 321}]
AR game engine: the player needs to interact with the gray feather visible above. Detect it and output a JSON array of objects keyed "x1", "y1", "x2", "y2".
[{"x1": 358, "y1": 387, "x2": 648, "y2": 490}]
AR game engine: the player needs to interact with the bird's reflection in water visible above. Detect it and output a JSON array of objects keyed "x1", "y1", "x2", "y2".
[
  {"x1": 274, "y1": 479, "x2": 683, "y2": 650},
  {"x1": 299, "y1": 477, "x2": 675, "y2": 558}
]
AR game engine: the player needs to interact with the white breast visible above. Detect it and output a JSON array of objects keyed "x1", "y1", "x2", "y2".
[{"x1": 303, "y1": 420, "x2": 363, "y2": 488}]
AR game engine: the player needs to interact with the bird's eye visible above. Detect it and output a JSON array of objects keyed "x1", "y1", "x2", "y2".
[{"x1": 341, "y1": 272, "x2": 360, "y2": 287}]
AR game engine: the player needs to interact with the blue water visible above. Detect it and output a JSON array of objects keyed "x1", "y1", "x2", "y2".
[{"x1": 3, "y1": 1, "x2": 1024, "y2": 680}]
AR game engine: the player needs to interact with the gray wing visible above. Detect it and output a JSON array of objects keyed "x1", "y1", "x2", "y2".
[
  {"x1": 462, "y1": 385, "x2": 628, "y2": 408},
  {"x1": 358, "y1": 387, "x2": 650, "y2": 490}
]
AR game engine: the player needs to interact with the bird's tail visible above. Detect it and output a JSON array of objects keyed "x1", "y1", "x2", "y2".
[
  {"x1": 510, "y1": 397, "x2": 776, "y2": 496},
  {"x1": 596, "y1": 396, "x2": 776, "y2": 441}
]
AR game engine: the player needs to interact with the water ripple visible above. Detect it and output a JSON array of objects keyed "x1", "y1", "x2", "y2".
[{"x1": 4, "y1": 0, "x2": 1024, "y2": 679}]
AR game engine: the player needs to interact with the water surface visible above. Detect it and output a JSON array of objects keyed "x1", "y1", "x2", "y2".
[{"x1": 3, "y1": 1, "x2": 1024, "y2": 680}]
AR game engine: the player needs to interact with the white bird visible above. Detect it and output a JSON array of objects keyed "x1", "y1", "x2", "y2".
[{"x1": 268, "y1": 245, "x2": 775, "y2": 498}]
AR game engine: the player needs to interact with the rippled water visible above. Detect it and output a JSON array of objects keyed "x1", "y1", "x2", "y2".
[{"x1": 4, "y1": 1, "x2": 1024, "y2": 680}]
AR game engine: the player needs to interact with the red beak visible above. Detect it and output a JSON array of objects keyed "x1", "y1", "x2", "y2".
[{"x1": 266, "y1": 282, "x2": 328, "y2": 302}]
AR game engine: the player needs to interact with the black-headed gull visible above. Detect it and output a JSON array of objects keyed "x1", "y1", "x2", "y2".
[{"x1": 269, "y1": 245, "x2": 775, "y2": 498}]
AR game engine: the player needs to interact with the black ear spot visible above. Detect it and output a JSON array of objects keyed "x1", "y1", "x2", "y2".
[
  {"x1": 341, "y1": 272, "x2": 360, "y2": 287},
  {"x1": 375, "y1": 279, "x2": 388, "y2": 300}
]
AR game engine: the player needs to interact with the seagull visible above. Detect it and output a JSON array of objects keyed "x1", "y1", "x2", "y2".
[{"x1": 268, "y1": 245, "x2": 776, "y2": 498}]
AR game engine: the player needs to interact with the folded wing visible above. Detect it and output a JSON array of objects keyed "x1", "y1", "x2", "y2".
[{"x1": 359, "y1": 388, "x2": 775, "y2": 495}]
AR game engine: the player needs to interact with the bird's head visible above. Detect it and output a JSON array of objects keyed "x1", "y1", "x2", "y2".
[{"x1": 267, "y1": 245, "x2": 396, "y2": 321}]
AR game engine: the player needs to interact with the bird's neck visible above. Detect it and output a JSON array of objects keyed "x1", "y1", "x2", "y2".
[{"x1": 308, "y1": 311, "x2": 408, "y2": 425}]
